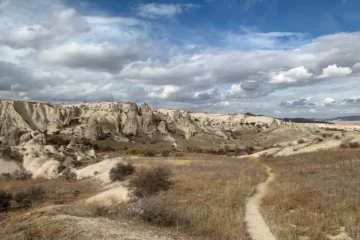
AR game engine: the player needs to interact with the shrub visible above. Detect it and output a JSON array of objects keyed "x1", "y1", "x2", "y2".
[
  {"x1": 138, "y1": 197, "x2": 174, "y2": 226},
  {"x1": 340, "y1": 142, "x2": 349, "y2": 148},
  {"x1": 109, "y1": 162, "x2": 135, "y2": 182},
  {"x1": 8, "y1": 170, "x2": 32, "y2": 181},
  {"x1": 0, "y1": 191, "x2": 12, "y2": 212},
  {"x1": 131, "y1": 166, "x2": 173, "y2": 197},
  {"x1": 297, "y1": 139, "x2": 305, "y2": 144},
  {"x1": 124, "y1": 148, "x2": 147, "y2": 155},
  {"x1": 245, "y1": 146, "x2": 255, "y2": 155},
  {"x1": 143, "y1": 150, "x2": 156, "y2": 157},
  {"x1": 13, "y1": 186, "x2": 45, "y2": 208},
  {"x1": 94, "y1": 205, "x2": 110, "y2": 217},
  {"x1": 348, "y1": 142, "x2": 360, "y2": 148},
  {"x1": 161, "y1": 150, "x2": 170, "y2": 157}
]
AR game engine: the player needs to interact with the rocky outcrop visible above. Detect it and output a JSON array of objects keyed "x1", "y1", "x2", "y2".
[
  {"x1": 119, "y1": 103, "x2": 140, "y2": 136},
  {"x1": 85, "y1": 118, "x2": 104, "y2": 140},
  {"x1": 7, "y1": 127, "x2": 23, "y2": 145},
  {"x1": 139, "y1": 103, "x2": 156, "y2": 134},
  {"x1": 2, "y1": 100, "x2": 359, "y2": 142},
  {"x1": 157, "y1": 121, "x2": 167, "y2": 134}
]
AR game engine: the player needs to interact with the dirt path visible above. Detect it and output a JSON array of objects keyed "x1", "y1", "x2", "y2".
[{"x1": 245, "y1": 165, "x2": 276, "y2": 240}]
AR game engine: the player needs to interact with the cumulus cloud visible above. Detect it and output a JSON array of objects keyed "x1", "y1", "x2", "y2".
[
  {"x1": 1, "y1": 1, "x2": 360, "y2": 117},
  {"x1": 39, "y1": 42, "x2": 149, "y2": 73},
  {"x1": 317, "y1": 64, "x2": 352, "y2": 79},
  {"x1": 268, "y1": 66, "x2": 313, "y2": 84},
  {"x1": 135, "y1": 3, "x2": 198, "y2": 18},
  {"x1": 0, "y1": 5, "x2": 89, "y2": 49},
  {"x1": 148, "y1": 85, "x2": 180, "y2": 99}
]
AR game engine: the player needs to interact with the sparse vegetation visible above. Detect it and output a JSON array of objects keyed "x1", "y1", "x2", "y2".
[
  {"x1": 297, "y1": 138, "x2": 305, "y2": 144},
  {"x1": 245, "y1": 146, "x2": 255, "y2": 155},
  {"x1": 0, "y1": 191, "x2": 12, "y2": 212},
  {"x1": 124, "y1": 148, "x2": 147, "y2": 155},
  {"x1": 131, "y1": 166, "x2": 173, "y2": 197},
  {"x1": 109, "y1": 162, "x2": 135, "y2": 182},
  {"x1": 13, "y1": 185, "x2": 46, "y2": 208},
  {"x1": 340, "y1": 141, "x2": 360, "y2": 149}
]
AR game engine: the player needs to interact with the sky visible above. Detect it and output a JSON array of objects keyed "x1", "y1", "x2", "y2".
[{"x1": 1, "y1": 0, "x2": 360, "y2": 118}]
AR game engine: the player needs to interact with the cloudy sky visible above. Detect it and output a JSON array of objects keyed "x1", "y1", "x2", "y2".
[{"x1": 1, "y1": 0, "x2": 360, "y2": 118}]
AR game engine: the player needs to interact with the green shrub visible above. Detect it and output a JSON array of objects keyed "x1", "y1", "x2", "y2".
[{"x1": 124, "y1": 148, "x2": 147, "y2": 155}]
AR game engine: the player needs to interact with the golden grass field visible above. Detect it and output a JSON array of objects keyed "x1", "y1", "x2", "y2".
[{"x1": 261, "y1": 149, "x2": 360, "y2": 240}]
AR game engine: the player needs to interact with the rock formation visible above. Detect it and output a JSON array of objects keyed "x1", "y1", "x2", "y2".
[{"x1": 85, "y1": 117, "x2": 104, "y2": 140}]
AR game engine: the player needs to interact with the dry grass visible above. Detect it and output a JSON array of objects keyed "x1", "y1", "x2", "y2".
[
  {"x1": 0, "y1": 176, "x2": 100, "y2": 221},
  {"x1": 261, "y1": 149, "x2": 360, "y2": 240},
  {"x1": 132, "y1": 154, "x2": 267, "y2": 240}
]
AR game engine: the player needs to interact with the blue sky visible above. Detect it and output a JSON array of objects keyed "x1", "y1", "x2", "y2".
[{"x1": 0, "y1": 0, "x2": 360, "y2": 118}]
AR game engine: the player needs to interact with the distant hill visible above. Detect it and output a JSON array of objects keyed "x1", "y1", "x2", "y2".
[
  {"x1": 327, "y1": 116, "x2": 360, "y2": 121},
  {"x1": 280, "y1": 118, "x2": 333, "y2": 124}
]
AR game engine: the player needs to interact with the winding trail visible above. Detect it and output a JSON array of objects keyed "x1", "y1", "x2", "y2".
[{"x1": 245, "y1": 165, "x2": 276, "y2": 240}]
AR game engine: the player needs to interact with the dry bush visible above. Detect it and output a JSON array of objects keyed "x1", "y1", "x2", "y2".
[
  {"x1": 5, "y1": 170, "x2": 32, "y2": 181},
  {"x1": 261, "y1": 149, "x2": 360, "y2": 240},
  {"x1": 0, "y1": 191, "x2": 12, "y2": 212},
  {"x1": 58, "y1": 168, "x2": 77, "y2": 181},
  {"x1": 245, "y1": 146, "x2": 255, "y2": 155},
  {"x1": 297, "y1": 139, "x2": 305, "y2": 144},
  {"x1": 109, "y1": 162, "x2": 135, "y2": 182},
  {"x1": 13, "y1": 185, "x2": 46, "y2": 208},
  {"x1": 130, "y1": 166, "x2": 173, "y2": 197}
]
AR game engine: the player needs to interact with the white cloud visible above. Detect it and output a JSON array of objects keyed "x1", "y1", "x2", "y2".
[
  {"x1": 135, "y1": 3, "x2": 198, "y2": 18},
  {"x1": 220, "y1": 101, "x2": 231, "y2": 106},
  {"x1": 226, "y1": 27, "x2": 305, "y2": 50},
  {"x1": 84, "y1": 16, "x2": 143, "y2": 26},
  {"x1": 317, "y1": 64, "x2": 352, "y2": 79},
  {"x1": 148, "y1": 85, "x2": 180, "y2": 99},
  {"x1": 39, "y1": 42, "x2": 148, "y2": 73},
  {"x1": 269, "y1": 66, "x2": 313, "y2": 84},
  {"x1": 309, "y1": 108, "x2": 318, "y2": 113},
  {"x1": 323, "y1": 97, "x2": 336, "y2": 104},
  {"x1": 0, "y1": 5, "x2": 89, "y2": 49}
]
